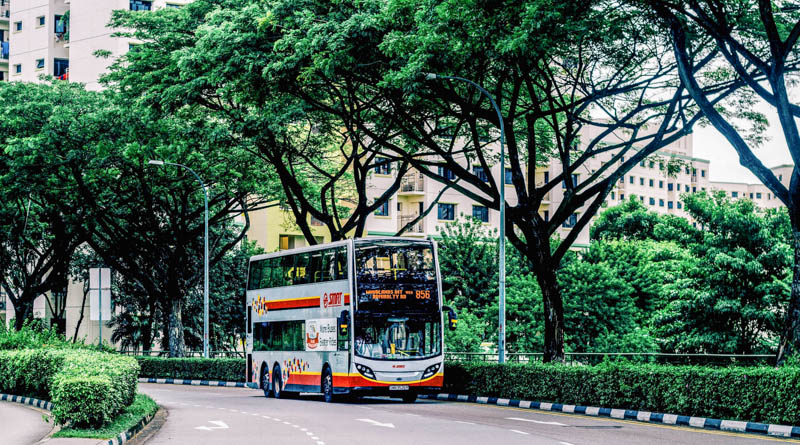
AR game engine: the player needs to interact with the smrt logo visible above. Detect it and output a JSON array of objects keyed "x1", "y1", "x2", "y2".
[{"x1": 323, "y1": 292, "x2": 343, "y2": 308}]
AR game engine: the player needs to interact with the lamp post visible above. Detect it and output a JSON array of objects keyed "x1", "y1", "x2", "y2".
[
  {"x1": 424, "y1": 73, "x2": 507, "y2": 363},
  {"x1": 148, "y1": 160, "x2": 210, "y2": 359}
]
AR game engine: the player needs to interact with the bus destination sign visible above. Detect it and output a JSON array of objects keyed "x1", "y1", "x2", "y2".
[{"x1": 365, "y1": 289, "x2": 431, "y2": 301}]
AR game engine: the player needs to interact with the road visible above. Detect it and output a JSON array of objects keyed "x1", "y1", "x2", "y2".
[
  {"x1": 139, "y1": 383, "x2": 796, "y2": 445},
  {"x1": 0, "y1": 401, "x2": 52, "y2": 445}
]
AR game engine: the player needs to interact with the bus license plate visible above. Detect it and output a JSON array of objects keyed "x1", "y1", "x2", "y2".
[{"x1": 389, "y1": 385, "x2": 409, "y2": 391}]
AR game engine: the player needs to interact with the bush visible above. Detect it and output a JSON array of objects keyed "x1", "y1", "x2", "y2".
[
  {"x1": 136, "y1": 357, "x2": 245, "y2": 382},
  {"x1": 0, "y1": 349, "x2": 139, "y2": 428},
  {"x1": 443, "y1": 361, "x2": 800, "y2": 425}
]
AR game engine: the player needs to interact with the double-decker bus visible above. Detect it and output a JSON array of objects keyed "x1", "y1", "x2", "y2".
[{"x1": 245, "y1": 237, "x2": 457, "y2": 403}]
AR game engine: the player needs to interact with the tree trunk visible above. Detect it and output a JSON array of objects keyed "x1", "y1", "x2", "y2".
[
  {"x1": 12, "y1": 297, "x2": 34, "y2": 330},
  {"x1": 167, "y1": 297, "x2": 186, "y2": 357},
  {"x1": 777, "y1": 229, "x2": 800, "y2": 365},
  {"x1": 536, "y1": 266, "x2": 565, "y2": 363}
]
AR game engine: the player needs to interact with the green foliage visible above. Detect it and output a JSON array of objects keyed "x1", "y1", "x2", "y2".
[
  {"x1": 444, "y1": 361, "x2": 800, "y2": 425},
  {"x1": 0, "y1": 321, "x2": 77, "y2": 351},
  {"x1": 136, "y1": 357, "x2": 245, "y2": 382},
  {"x1": 0, "y1": 349, "x2": 139, "y2": 428},
  {"x1": 54, "y1": 393, "x2": 157, "y2": 440}
]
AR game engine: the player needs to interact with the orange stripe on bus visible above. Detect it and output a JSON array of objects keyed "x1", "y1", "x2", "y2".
[{"x1": 266, "y1": 296, "x2": 320, "y2": 311}]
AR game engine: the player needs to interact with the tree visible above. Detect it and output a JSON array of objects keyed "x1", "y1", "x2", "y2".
[
  {"x1": 649, "y1": 0, "x2": 800, "y2": 363},
  {"x1": 246, "y1": 0, "x2": 752, "y2": 361}
]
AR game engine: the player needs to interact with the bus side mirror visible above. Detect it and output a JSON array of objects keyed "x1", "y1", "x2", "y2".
[
  {"x1": 338, "y1": 310, "x2": 350, "y2": 337},
  {"x1": 443, "y1": 306, "x2": 458, "y2": 331}
]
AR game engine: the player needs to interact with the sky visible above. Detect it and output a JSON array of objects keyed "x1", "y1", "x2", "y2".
[{"x1": 693, "y1": 102, "x2": 794, "y2": 184}]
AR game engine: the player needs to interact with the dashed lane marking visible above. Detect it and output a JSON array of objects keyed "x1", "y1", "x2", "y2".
[
  {"x1": 510, "y1": 430, "x2": 529, "y2": 435},
  {"x1": 507, "y1": 417, "x2": 566, "y2": 426}
]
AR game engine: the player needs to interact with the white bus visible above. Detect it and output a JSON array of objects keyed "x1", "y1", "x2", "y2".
[{"x1": 245, "y1": 237, "x2": 457, "y2": 403}]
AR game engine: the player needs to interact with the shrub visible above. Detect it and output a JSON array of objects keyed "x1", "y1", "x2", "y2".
[
  {"x1": 0, "y1": 349, "x2": 139, "y2": 428},
  {"x1": 443, "y1": 361, "x2": 800, "y2": 425},
  {"x1": 136, "y1": 357, "x2": 245, "y2": 382}
]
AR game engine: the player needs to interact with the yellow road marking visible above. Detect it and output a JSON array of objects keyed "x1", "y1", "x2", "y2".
[{"x1": 438, "y1": 400, "x2": 797, "y2": 443}]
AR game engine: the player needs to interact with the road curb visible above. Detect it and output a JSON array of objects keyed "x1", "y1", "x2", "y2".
[
  {"x1": 420, "y1": 393, "x2": 800, "y2": 439},
  {"x1": 0, "y1": 393, "x2": 158, "y2": 445},
  {"x1": 138, "y1": 377, "x2": 259, "y2": 389}
]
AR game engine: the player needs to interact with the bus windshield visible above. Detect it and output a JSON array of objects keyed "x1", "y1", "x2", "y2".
[
  {"x1": 354, "y1": 311, "x2": 441, "y2": 360},
  {"x1": 355, "y1": 240, "x2": 438, "y2": 311}
]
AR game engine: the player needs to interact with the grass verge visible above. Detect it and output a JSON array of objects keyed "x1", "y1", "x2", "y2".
[{"x1": 53, "y1": 393, "x2": 157, "y2": 439}]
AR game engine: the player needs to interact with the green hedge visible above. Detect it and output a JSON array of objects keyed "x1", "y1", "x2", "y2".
[
  {"x1": 0, "y1": 349, "x2": 139, "y2": 428},
  {"x1": 136, "y1": 357, "x2": 245, "y2": 382},
  {"x1": 443, "y1": 361, "x2": 800, "y2": 425}
]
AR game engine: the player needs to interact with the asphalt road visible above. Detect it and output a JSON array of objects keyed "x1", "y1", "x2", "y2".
[
  {"x1": 0, "y1": 402, "x2": 52, "y2": 445},
  {"x1": 139, "y1": 383, "x2": 797, "y2": 445}
]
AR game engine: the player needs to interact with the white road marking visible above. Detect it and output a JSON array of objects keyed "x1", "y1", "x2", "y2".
[
  {"x1": 312, "y1": 437, "x2": 319, "y2": 440},
  {"x1": 560, "y1": 442, "x2": 575, "y2": 445},
  {"x1": 283, "y1": 421, "x2": 291, "y2": 425},
  {"x1": 454, "y1": 420, "x2": 475, "y2": 425},
  {"x1": 307, "y1": 432, "x2": 314, "y2": 436},
  {"x1": 356, "y1": 418, "x2": 396, "y2": 429},
  {"x1": 510, "y1": 430, "x2": 529, "y2": 435},
  {"x1": 301, "y1": 428, "x2": 308, "y2": 431},
  {"x1": 194, "y1": 420, "x2": 230, "y2": 431},
  {"x1": 507, "y1": 417, "x2": 566, "y2": 426},
  {"x1": 262, "y1": 416, "x2": 271, "y2": 420}
]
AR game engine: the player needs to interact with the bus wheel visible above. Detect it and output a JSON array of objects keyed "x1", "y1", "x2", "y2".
[
  {"x1": 402, "y1": 393, "x2": 417, "y2": 403},
  {"x1": 272, "y1": 365, "x2": 285, "y2": 399},
  {"x1": 322, "y1": 368, "x2": 335, "y2": 403},
  {"x1": 261, "y1": 365, "x2": 272, "y2": 398}
]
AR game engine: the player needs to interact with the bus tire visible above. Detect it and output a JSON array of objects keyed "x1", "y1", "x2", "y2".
[
  {"x1": 322, "y1": 367, "x2": 335, "y2": 403},
  {"x1": 261, "y1": 364, "x2": 272, "y2": 398},
  {"x1": 402, "y1": 392, "x2": 417, "y2": 403},
  {"x1": 272, "y1": 364, "x2": 286, "y2": 399}
]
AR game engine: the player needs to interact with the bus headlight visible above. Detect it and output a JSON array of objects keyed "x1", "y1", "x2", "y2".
[
  {"x1": 356, "y1": 364, "x2": 375, "y2": 380},
  {"x1": 422, "y1": 363, "x2": 440, "y2": 379}
]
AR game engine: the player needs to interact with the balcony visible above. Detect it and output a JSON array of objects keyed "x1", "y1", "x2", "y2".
[
  {"x1": 399, "y1": 172, "x2": 424, "y2": 194},
  {"x1": 398, "y1": 213, "x2": 424, "y2": 234},
  {"x1": 0, "y1": 4, "x2": 8, "y2": 21}
]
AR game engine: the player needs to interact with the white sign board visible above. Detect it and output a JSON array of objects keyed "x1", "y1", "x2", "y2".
[
  {"x1": 89, "y1": 268, "x2": 111, "y2": 321},
  {"x1": 305, "y1": 318, "x2": 337, "y2": 351}
]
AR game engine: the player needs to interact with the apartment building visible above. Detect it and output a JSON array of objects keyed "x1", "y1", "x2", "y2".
[
  {"x1": 710, "y1": 164, "x2": 790, "y2": 210},
  {"x1": 0, "y1": 1, "x2": 8, "y2": 81},
  {"x1": 7, "y1": 0, "x2": 188, "y2": 89}
]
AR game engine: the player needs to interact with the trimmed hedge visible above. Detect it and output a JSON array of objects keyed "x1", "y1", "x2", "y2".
[
  {"x1": 0, "y1": 349, "x2": 139, "y2": 428},
  {"x1": 443, "y1": 361, "x2": 800, "y2": 425},
  {"x1": 136, "y1": 357, "x2": 245, "y2": 382}
]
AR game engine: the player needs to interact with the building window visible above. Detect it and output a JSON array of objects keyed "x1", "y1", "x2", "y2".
[
  {"x1": 562, "y1": 174, "x2": 578, "y2": 188},
  {"x1": 756, "y1": 192, "x2": 762, "y2": 199},
  {"x1": 562, "y1": 213, "x2": 578, "y2": 228},
  {"x1": 36, "y1": 59, "x2": 45, "y2": 70},
  {"x1": 685, "y1": 185, "x2": 689, "y2": 192},
  {"x1": 504, "y1": 168, "x2": 513, "y2": 185},
  {"x1": 473, "y1": 166, "x2": 489, "y2": 182},
  {"x1": 619, "y1": 177, "x2": 624, "y2": 184},
  {"x1": 542, "y1": 211, "x2": 549, "y2": 222},
  {"x1": 779, "y1": 174, "x2": 783, "y2": 181},
  {"x1": 659, "y1": 162, "x2": 664, "y2": 170},
  {"x1": 649, "y1": 161, "x2": 655, "y2": 168},
  {"x1": 768, "y1": 193, "x2": 771, "y2": 200},
  {"x1": 659, "y1": 199, "x2": 664, "y2": 207},
  {"x1": 629, "y1": 176, "x2": 634, "y2": 184},
  {"x1": 668, "y1": 201, "x2": 673, "y2": 209},
  {"x1": 13, "y1": 21, "x2": 21, "y2": 32},
  {"x1": 692, "y1": 187, "x2": 697, "y2": 193},
  {"x1": 54, "y1": 58, "x2": 68, "y2": 78},
  {"x1": 649, "y1": 197, "x2": 655, "y2": 205},
  {"x1": 37, "y1": 16, "x2": 45, "y2": 27},
  {"x1": 668, "y1": 183, "x2": 673, "y2": 191},
  {"x1": 732, "y1": 191, "x2": 738, "y2": 198},
  {"x1": 659, "y1": 180, "x2": 664, "y2": 189},
  {"x1": 130, "y1": 0, "x2": 153, "y2": 10},
  {"x1": 639, "y1": 196, "x2": 644, "y2": 202},
  {"x1": 611, "y1": 192, "x2": 616, "y2": 200},
  {"x1": 639, "y1": 178, "x2": 644, "y2": 186},
  {"x1": 438, "y1": 203, "x2": 455, "y2": 221},
  {"x1": 620, "y1": 194, "x2": 625, "y2": 200},
  {"x1": 685, "y1": 167, "x2": 690, "y2": 174},
  {"x1": 13, "y1": 64, "x2": 21, "y2": 74},
  {"x1": 639, "y1": 161, "x2": 645, "y2": 167},
  {"x1": 543, "y1": 171, "x2": 550, "y2": 183},
  {"x1": 649, "y1": 179, "x2": 654, "y2": 187},
  {"x1": 54, "y1": 15, "x2": 67, "y2": 34},
  {"x1": 373, "y1": 157, "x2": 391, "y2": 175},
  {"x1": 438, "y1": 166, "x2": 456, "y2": 181},
  {"x1": 375, "y1": 201, "x2": 390, "y2": 216},
  {"x1": 677, "y1": 202, "x2": 682, "y2": 209},
  {"x1": 472, "y1": 205, "x2": 489, "y2": 223},
  {"x1": 701, "y1": 170, "x2": 706, "y2": 177},
  {"x1": 749, "y1": 193, "x2": 754, "y2": 199}
]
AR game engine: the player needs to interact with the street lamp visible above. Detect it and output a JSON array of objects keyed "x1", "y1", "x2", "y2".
[
  {"x1": 148, "y1": 159, "x2": 210, "y2": 359},
  {"x1": 424, "y1": 73, "x2": 507, "y2": 363}
]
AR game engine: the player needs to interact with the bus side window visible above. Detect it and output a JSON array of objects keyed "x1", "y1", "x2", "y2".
[
  {"x1": 321, "y1": 249, "x2": 335, "y2": 282},
  {"x1": 258, "y1": 258, "x2": 272, "y2": 289},
  {"x1": 294, "y1": 253, "x2": 310, "y2": 285},
  {"x1": 309, "y1": 251, "x2": 324, "y2": 283},
  {"x1": 248, "y1": 260, "x2": 263, "y2": 290},
  {"x1": 335, "y1": 246, "x2": 348, "y2": 280},
  {"x1": 280, "y1": 255, "x2": 295, "y2": 287}
]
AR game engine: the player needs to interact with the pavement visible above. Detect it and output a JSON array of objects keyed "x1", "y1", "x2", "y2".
[
  {"x1": 139, "y1": 383, "x2": 799, "y2": 445},
  {"x1": 0, "y1": 401, "x2": 53, "y2": 445}
]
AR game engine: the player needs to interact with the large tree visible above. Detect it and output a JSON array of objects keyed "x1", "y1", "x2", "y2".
[
  {"x1": 249, "y1": 0, "x2": 753, "y2": 361},
  {"x1": 650, "y1": 0, "x2": 800, "y2": 362}
]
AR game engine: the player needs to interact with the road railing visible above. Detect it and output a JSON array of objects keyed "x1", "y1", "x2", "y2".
[
  {"x1": 444, "y1": 351, "x2": 777, "y2": 366},
  {"x1": 119, "y1": 350, "x2": 244, "y2": 358}
]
